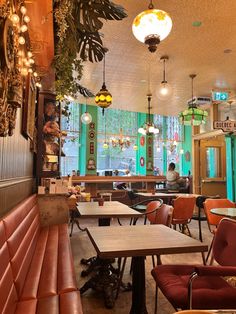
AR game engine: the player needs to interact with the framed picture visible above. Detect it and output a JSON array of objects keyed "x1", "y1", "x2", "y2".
[{"x1": 22, "y1": 74, "x2": 37, "y2": 140}]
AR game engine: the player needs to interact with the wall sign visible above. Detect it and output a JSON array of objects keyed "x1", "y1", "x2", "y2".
[
  {"x1": 90, "y1": 142, "x2": 94, "y2": 154},
  {"x1": 140, "y1": 136, "x2": 145, "y2": 146},
  {"x1": 213, "y1": 119, "x2": 236, "y2": 133},
  {"x1": 89, "y1": 130, "x2": 95, "y2": 139},
  {"x1": 140, "y1": 157, "x2": 145, "y2": 167}
]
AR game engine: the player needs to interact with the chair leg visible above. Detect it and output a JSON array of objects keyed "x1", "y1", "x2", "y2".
[
  {"x1": 154, "y1": 283, "x2": 158, "y2": 314},
  {"x1": 186, "y1": 224, "x2": 192, "y2": 237},
  {"x1": 206, "y1": 237, "x2": 214, "y2": 263},
  {"x1": 152, "y1": 255, "x2": 155, "y2": 268},
  {"x1": 70, "y1": 219, "x2": 74, "y2": 237},
  {"x1": 173, "y1": 224, "x2": 177, "y2": 230}
]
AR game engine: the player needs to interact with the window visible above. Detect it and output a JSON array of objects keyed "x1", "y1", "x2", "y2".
[
  {"x1": 60, "y1": 102, "x2": 80, "y2": 176},
  {"x1": 153, "y1": 115, "x2": 183, "y2": 174},
  {"x1": 97, "y1": 108, "x2": 137, "y2": 174}
]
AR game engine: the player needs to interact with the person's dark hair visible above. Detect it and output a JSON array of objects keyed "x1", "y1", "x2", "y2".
[{"x1": 169, "y1": 162, "x2": 175, "y2": 170}]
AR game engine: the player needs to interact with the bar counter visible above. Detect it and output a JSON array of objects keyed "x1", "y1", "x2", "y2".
[{"x1": 71, "y1": 175, "x2": 166, "y2": 197}]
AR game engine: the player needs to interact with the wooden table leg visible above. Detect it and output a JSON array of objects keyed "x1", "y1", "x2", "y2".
[{"x1": 130, "y1": 256, "x2": 148, "y2": 314}]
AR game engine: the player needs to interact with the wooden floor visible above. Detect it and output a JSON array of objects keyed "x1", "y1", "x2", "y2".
[{"x1": 70, "y1": 217, "x2": 213, "y2": 314}]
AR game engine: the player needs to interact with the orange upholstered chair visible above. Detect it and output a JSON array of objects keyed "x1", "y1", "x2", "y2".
[
  {"x1": 171, "y1": 196, "x2": 196, "y2": 236},
  {"x1": 151, "y1": 218, "x2": 236, "y2": 313},
  {"x1": 204, "y1": 198, "x2": 235, "y2": 263}
]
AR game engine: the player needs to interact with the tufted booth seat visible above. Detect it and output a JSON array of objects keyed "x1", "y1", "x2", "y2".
[{"x1": 0, "y1": 194, "x2": 83, "y2": 314}]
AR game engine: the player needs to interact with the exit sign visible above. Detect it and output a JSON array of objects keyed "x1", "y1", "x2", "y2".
[{"x1": 212, "y1": 91, "x2": 229, "y2": 101}]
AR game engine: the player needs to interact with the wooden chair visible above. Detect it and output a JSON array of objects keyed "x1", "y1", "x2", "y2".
[
  {"x1": 151, "y1": 218, "x2": 236, "y2": 313},
  {"x1": 204, "y1": 198, "x2": 235, "y2": 264},
  {"x1": 171, "y1": 196, "x2": 196, "y2": 237}
]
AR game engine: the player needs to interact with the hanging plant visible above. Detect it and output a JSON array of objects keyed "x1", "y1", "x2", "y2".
[{"x1": 53, "y1": 0, "x2": 127, "y2": 100}]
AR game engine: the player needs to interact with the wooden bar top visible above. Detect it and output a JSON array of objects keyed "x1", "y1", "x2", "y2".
[
  {"x1": 72, "y1": 175, "x2": 165, "y2": 183},
  {"x1": 86, "y1": 225, "x2": 208, "y2": 259}
]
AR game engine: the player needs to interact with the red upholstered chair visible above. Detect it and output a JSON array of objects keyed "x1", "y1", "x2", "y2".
[
  {"x1": 204, "y1": 198, "x2": 235, "y2": 263},
  {"x1": 171, "y1": 196, "x2": 196, "y2": 237},
  {"x1": 151, "y1": 218, "x2": 236, "y2": 313}
]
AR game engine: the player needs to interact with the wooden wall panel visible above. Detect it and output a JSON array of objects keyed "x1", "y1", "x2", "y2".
[{"x1": 0, "y1": 108, "x2": 34, "y2": 216}]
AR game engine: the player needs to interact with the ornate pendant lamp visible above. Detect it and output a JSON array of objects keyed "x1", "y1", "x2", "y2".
[
  {"x1": 95, "y1": 49, "x2": 112, "y2": 115},
  {"x1": 179, "y1": 74, "x2": 208, "y2": 126},
  {"x1": 132, "y1": 0, "x2": 172, "y2": 53},
  {"x1": 138, "y1": 93, "x2": 159, "y2": 135},
  {"x1": 156, "y1": 56, "x2": 172, "y2": 100}
]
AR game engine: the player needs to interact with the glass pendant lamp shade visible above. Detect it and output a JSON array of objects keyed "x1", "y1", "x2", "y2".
[
  {"x1": 132, "y1": 1, "x2": 172, "y2": 53},
  {"x1": 81, "y1": 112, "x2": 92, "y2": 124},
  {"x1": 95, "y1": 83, "x2": 112, "y2": 112},
  {"x1": 156, "y1": 56, "x2": 172, "y2": 100},
  {"x1": 156, "y1": 81, "x2": 173, "y2": 100},
  {"x1": 179, "y1": 107, "x2": 208, "y2": 126},
  {"x1": 179, "y1": 74, "x2": 208, "y2": 126}
]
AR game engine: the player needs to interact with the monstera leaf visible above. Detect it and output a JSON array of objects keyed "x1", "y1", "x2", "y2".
[
  {"x1": 74, "y1": 0, "x2": 127, "y2": 62},
  {"x1": 76, "y1": 0, "x2": 127, "y2": 32},
  {"x1": 77, "y1": 29, "x2": 105, "y2": 62},
  {"x1": 78, "y1": 84, "x2": 95, "y2": 98}
]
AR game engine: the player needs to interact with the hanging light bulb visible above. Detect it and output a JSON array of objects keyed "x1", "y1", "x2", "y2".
[
  {"x1": 24, "y1": 16, "x2": 30, "y2": 23},
  {"x1": 103, "y1": 142, "x2": 109, "y2": 149},
  {"x1": 133, "y1": 144, "x2": 138, "y2": 151},
  {"x1": 20, "y1": 25, "x2": 28, "y2": 32},
  {"x1": 18, "y1": 36, "x2": 25, "y2": 45},
  {"x1": 21, "y1": 68, "x2": 28, "y2": 76},
  {"x1": 27, "y1": 51, "x2": 33, "y2": 58},
  {"x1": 180, "y1": 148, "x2": 184, "y2": 154},
  {"x1": 156, "y1": 145, "x2": 161, "y2": 152},
  {"x1": 11, "y1": 14, "x2": 20, "y2": 24},
  {"x1": 81, "y1": 112, "x2": 92, "y2": 125},
  {"x1": 156, "y1": 56, "x2": 173, "y2": 100},
  {"x1": 132, "y1": 0, "x2": 172, "y2": 53},
  {"x1": 20, "y1": 6, "x2": 27, "y2": 15},
  {"x1": 95, "y1": 48, "x2": 112, "y2": 115}
]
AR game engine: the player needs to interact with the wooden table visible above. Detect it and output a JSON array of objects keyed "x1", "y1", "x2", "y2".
[
  {"x1": 86, "y1": 224, "x2": 208, "y2": 314},
  {"x1": 77, "y1": 201, "x2": 141, "y2": 225},
  {"x1": 210, "y1": 207, "x2": 236, "y2": 219}
]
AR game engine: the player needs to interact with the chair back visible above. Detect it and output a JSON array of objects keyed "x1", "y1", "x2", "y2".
[
  {"x1": 145, "y1": 200, "x2": 163, "y2": 224},
  {"x1": 172, "y1": 196, "x2": 196, "y2": 220},
  {"x1": 204, "y1": 199, "x2": 235, "y2": 231},
  {"x1": 213, "y1": 218, "x2": 236, "y2": 266},
  {"x1": 147, "y1": 203, "x2": 173, "y2": 226}
]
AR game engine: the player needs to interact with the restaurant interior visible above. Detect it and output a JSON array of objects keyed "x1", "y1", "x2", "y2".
[{"x1": 1, "y1": 0, "x2": 236, "y2": 313}]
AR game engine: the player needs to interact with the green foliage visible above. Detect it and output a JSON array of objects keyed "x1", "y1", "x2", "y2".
[{"x1": 53, "y1": 0, "x2": 127, "y2": 99}]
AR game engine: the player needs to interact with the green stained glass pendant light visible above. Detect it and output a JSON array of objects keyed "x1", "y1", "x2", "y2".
[{"x1": 179, "y1": 74, "x2": 208, "y2": 126}]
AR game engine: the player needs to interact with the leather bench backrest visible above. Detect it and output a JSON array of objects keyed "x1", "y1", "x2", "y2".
[
  {"x1": 3, "y1": 194, "x2": 40, "y2": 298},
  {"x1": 0, "y1": 221, "x2": 18, "y2": 314}
]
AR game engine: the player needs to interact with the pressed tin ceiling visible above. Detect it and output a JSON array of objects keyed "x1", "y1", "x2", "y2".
[{"x1": 77, "y1": 0, "x2": 236, "y2": 116}]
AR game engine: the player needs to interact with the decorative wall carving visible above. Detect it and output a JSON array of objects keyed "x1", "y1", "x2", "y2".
[{"x1": 0, "y1": 2, "x2": 24, "y2": 137}]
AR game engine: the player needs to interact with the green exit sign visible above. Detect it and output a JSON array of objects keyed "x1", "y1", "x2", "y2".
[{"x1": 212, "y1": 91, "x2": 229, "y2": 101}]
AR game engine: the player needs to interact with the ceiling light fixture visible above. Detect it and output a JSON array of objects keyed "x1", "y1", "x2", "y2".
[
  {"x1": 132, "y1": 0, "x2": 172, "y2": 53},
  {"x1": 156, "y1": 56, "x2": 172, "y2": 100},
  {"x1": 110, "y1": 128, "x2": 131, "y2": 151},
  {"x1": 179, "y1": 74, "x2": 208, "y2": 126},
  {"x1": 138, "y1": 93, "x2": 159, "y2": 135},
  {"x1": 95, "y1": 48, "x2": 112, "y2": 115},
  {"x1": 81, "y1": 98, "x2": 92, "y2": 125}
]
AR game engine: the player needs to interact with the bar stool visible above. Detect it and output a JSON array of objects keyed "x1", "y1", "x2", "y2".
[{"x1": 99, "y1": 192, "x2": 112, "y2": 201}]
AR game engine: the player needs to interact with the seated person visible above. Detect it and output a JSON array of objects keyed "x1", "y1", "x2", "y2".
[
  {"x1": 166, "y1": 162, "x2": 180, "y2": 190},
  {"x1": 113, "y1": 169, "x2": 127, "y2": 190}
]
